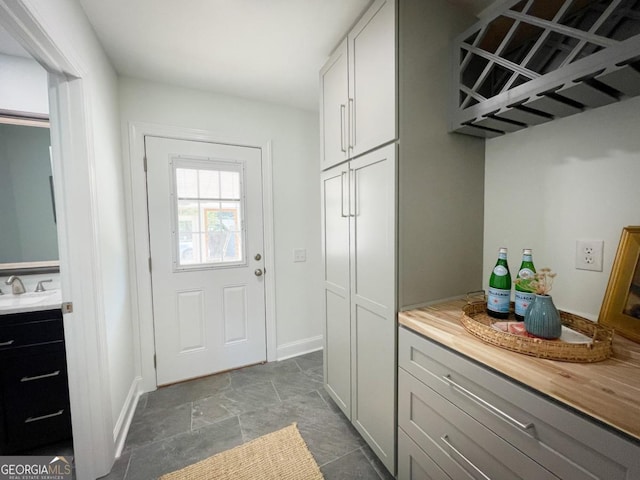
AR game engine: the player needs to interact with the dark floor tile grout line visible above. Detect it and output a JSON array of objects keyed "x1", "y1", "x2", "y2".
[
  {"x1": 125, "y1": 411, "x2": 235, "y2": 456},
  {"x1": 120, "y1": 454, "x2": 132, "y2": 480},
  {"x1": 237, "y1": 413, "x2": 250, "y2": 443},
  {"x1": 270, "y1": 379, "x2": 283, "y2": 403},
  {"x1": 361, "y1": 447, "x2": 390, "y2": 480},
  {"x1": 317, "y1": 445, "x2": 364, "y2": 468},
  {"x1": 317, "y1": 389, "x2": 333, "y2": 410},
  {"x1": 158, "y1": 412, "x2": 242, "y2": 452}
]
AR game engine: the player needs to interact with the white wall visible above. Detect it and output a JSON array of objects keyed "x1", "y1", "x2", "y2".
[
  {"x1": 0, "y1": 53, "x2": 48, "y2": 114},
  {"x1": 118, "y1": 77, "x2": 322, "y2": 360},
  {"x1": 18, "y1": 0, "x2": 137, "y2": 468},
  {"x1": 484, "y1": 96, "x2": 640, "y2": 320}
]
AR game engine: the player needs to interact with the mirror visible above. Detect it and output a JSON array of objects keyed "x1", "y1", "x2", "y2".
[{"x1": 0, "y1": 116, "x2": 59, "y2": 274}]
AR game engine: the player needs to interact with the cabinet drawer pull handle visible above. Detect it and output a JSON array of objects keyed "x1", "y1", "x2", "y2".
[
  {"x1": 340, "y1": 104, "x2": 347, "y2": 153},
  {"x1": 440, "y1": 434, "x2": 491, "y2": 480},
  {"x1": 348, "y1": 98, "x2": 355, "y2": 149},
  {"x1": 443, "y1": 374, "x2": 534, "y2": 432},
  {"x1": 21, "y1": 370, "x2": 61, "y2": 382},
  {"x1": 349, "y1": 167, "x2": 356, "y2": 217},
  {"x1": 25, "y1": 409, "x2": 64, "y2": 423},
  {"x1": 340, "y1": 171, "x2": 349, "y2": 218},
  {"x1": 0, "y1": 340, "x2": 15, "y2": 347}
]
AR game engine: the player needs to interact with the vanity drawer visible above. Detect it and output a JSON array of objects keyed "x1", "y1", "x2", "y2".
[
  {"x1": 3, "y1": 404, "x2": 72, "y2": 453},
  {"x1": 0, "y1": 316, "x2": 64, "y2": 351},
  {"x1": 2, "y1": 350, "x2": 69, "y2": 401},
  {"x1": 399, "y1": 368, "x2": 557, "y2": 480},
  {"x1": 399, "y1": 326, "x2": 640, "y2": 480},
  {"x1": 0, "y1": 350, "x2": 71, "y2": 453}
]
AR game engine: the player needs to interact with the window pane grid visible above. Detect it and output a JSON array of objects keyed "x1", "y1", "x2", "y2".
[{"x1": 175, "y1": 164, "x2": 244, "y2": 268}]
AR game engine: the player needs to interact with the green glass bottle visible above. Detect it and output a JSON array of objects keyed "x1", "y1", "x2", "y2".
[
  {"x1": 487, "y1": 247, "x2": 511, "y2": 319},
  {"x1": 514, "y1": 248, "x2": 536, "y2": 321}
]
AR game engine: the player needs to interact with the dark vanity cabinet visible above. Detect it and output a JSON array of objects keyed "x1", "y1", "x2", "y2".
[{"x1": 0, "y1": 309, "x2": 72, "y2": 453}]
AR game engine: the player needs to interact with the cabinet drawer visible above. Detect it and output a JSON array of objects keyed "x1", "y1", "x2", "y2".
[
  {"x1": 399, "y1": 327, "x2": 640, "y2": 480},
  {"x1": 0, "y1": 317, "x2": 64, "y2": 351},
  {"x1": 2, "y1": 350, "x2": 69, "y2": 403},
  {"x1": 1, "y1": 350, "x2": 71, "y2": 453},
  {"x1": 399, "y1": 368, "x2": 557, "y2": 480},
  {"x1": 3, "y1": 405, "x2": 72, "y2": 453},
  {"x1": 398, "y1": 428, "x2": 451, "y2": 480}
]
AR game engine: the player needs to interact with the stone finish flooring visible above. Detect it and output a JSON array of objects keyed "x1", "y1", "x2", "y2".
[{"x1": 101, "y1": 351, "x2": 394, "y2": 479}]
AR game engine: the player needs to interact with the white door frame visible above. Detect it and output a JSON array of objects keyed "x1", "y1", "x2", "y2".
[
  {"x1": 126, "y1": 122, "x2": 277, "y2": 392},
  {"x1": 0, "y1": 2, "x2": 114, "y2": 479}
]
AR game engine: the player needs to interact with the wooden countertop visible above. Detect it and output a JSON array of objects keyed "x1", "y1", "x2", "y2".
[{"x1": 399, "y1": 299, "x2": 640, "y2": 442}]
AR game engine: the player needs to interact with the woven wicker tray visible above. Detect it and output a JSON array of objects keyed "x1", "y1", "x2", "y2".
[{"x1": 461, "y1": 301, "x2": 614, "y2": 362}]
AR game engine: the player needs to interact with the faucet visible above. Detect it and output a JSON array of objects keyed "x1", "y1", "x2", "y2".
[
  {"x1": 35, "y1": 279, "x2": 53, "y2": 292},
  {"x1": 5, "y1": 275, "x2": 26, "y2": 295}
]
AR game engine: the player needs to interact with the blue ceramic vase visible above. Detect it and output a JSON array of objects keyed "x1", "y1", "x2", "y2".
[{"x1": 524, "y1": 294, "x2": 561, "y2": 339}]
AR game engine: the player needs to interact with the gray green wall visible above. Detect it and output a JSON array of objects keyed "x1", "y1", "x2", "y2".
[{"x1": 398, "y1": 0, "x2": 486, "y2": 308}]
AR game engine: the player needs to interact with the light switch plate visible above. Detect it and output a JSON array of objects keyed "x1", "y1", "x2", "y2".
[{"x1": 293, "y1": 248, "x2": 307, "y2": 263}]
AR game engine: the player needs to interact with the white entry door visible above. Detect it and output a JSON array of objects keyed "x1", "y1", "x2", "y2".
[{"x1": 145, "y1": 136, "x2": 266, "y2": 385}]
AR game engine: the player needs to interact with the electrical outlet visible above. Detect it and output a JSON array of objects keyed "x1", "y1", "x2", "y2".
[
  {"x1": 575, "y1": 240, "x2": 603, "y2": 272},
  {"x1": 293, "y1": 248, "x2": 307, "y2": 263}
]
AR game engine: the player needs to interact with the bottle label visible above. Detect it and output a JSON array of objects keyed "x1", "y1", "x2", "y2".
[
  {"x1": 487, "y1": 287, "x2": 510, "y2": 314},
  {"x1": 493, "y1": 265, "x2": 508, "y2": 276},
  {"x1": 518, "y1": 268, "x2": 535, "y2": 280},
  {"x1": 515, "y1": 291, "x2": 535, "y2": 317}
]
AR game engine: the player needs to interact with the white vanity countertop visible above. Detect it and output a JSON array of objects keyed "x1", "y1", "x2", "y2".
[
  {"x1": 0, "y1": 289, "x2": 62, "y2": 315},
  {"x1": 0, "y1": 273, "x2": 63, "y2": 315}
]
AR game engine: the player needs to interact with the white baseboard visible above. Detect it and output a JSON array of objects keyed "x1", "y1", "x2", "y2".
[
  {"x1": 276, "y1": 335, "x2": 323, "y2": 361},
  {"x1": 113, "y1": 376, "x2": 143, "y2": 458}
]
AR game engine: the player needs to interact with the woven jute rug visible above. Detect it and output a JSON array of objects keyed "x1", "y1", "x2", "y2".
[{"x1": 159, "y1": 423, "x2": 324, "y2": 480}]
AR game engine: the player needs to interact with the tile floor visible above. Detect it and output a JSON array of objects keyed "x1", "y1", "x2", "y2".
[{"x1": 101, "y1": 351, "x2": 394, "y2": 480}]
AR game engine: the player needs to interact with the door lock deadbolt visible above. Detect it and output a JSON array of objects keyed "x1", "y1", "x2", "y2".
[{"x1": 254, "y1": 253, "x2": 262, "y2": 261}]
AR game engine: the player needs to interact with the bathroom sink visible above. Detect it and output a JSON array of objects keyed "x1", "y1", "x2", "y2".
[{"x1": 0, "y1": 290, "x2": 61, "y2": 313}]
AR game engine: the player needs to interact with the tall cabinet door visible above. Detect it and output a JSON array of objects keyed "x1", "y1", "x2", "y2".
[
  {"x1": 348, "y1": 0, "x2": 397, "y2": 158},
  {"x1": 321, "y1": 164, "x2": 351, "y2": 416},
  {"x1": 320, "y1": 39, "x2": 349, "y2": 171},
  {"x1": 349, "y1": 144, "x2": 397, "y2": 472}
]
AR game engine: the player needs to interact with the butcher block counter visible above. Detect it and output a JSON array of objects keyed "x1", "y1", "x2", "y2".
[{"x1": 398, "y1": 298, "x2": 640, "y2": 443}]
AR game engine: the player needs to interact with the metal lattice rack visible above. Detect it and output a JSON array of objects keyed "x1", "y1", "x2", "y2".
[{"x1": 450, "y1": 0, "x2": 640, "y2": 137}]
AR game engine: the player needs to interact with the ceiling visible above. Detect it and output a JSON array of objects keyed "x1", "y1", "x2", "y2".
[{"x1": 1, "y1": 0, "x2": 496, "y2": 111}]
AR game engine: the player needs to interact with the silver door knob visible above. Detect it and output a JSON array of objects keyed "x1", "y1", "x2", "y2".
[{"x1": 254, "y1": 269, "x2": 263, "y2": 277}]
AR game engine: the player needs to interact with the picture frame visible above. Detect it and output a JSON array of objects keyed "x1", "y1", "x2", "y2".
[{"x1": 599, "y1": 226, "x2": 640, "y2": 343}]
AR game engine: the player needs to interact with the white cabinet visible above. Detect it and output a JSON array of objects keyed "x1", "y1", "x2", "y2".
[
  {"x1": 320, "y1": 0, "x2": 487, "y2": 475},
  {"x1": 348, "y1": 0, "x2": 396, "y2": 159},
  {"x1": 319, "y1": 39, "x2": 349, "y2": 170},
  {"x1": 320, "y1": 162, "x2": 350, "y2": 414},
  {"x1": 319, "y1": 0, "x2": 396, "y2": 171},
  {"x1": 321, "y1": 144, "x2": 396, "y2": 473}
]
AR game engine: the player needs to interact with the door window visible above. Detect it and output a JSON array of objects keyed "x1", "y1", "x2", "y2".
[{"x1": 172, "y1": 158, "x2": 245, "y2": 269}]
